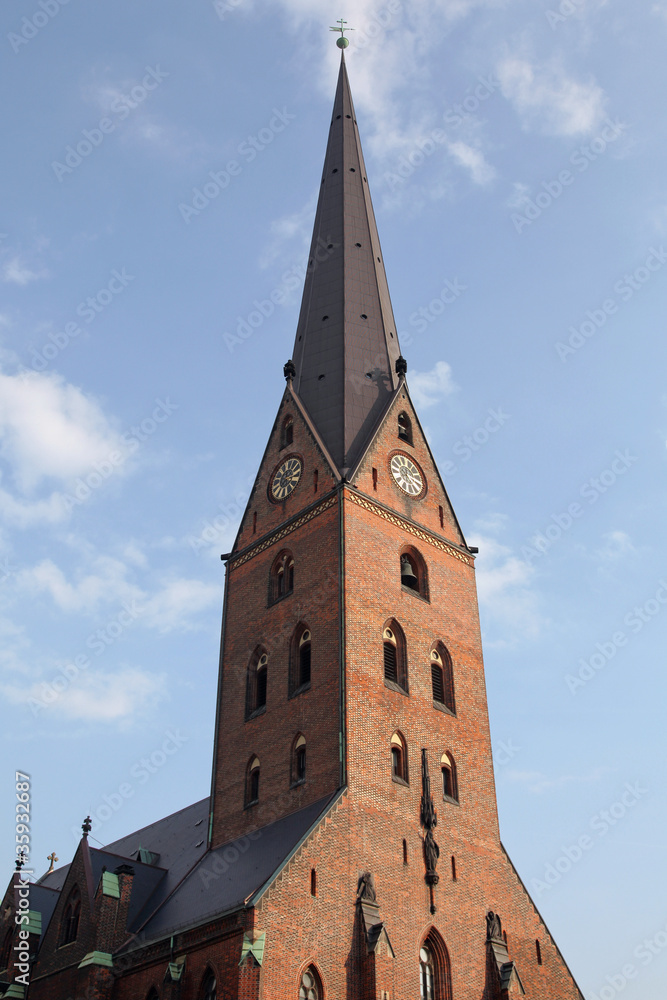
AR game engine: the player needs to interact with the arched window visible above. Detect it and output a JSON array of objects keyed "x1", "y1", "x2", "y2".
[
  {"x1": 270, "y1": 550, "x2": 295, "y2": 603},
  {"x1": 391, "y1": 731, "x2": 409, "y2": 784},
  {"x1": 290, "y1": 625, "x2": 311, "y2": 696},
  {"x1": 420, "y1": 929, "x2": 452, "y2": 1000},
  {"x1": 245, "y1": 756, "x2": 260, "y2": 807},
  {"x1": 281, "y1": 415, "x2": 294, "y2": 449},
  {"x1": 398, "y1": 411, "x2": 413, "y2": 445},
  {"x1": 59, "y1": 886, "x2": 81, "y2": 946},
  {"x1": 431, "y1": 644, "x2": 455, "y2": 714},
  {"x1": 201, "y1": 968, "x2": 217, "y2": 1000},
  {"x1": 441, "y1": 752, "x2": 458, "y2": 803},
  {"x1": 245, "y1": 649, "x2": 268, "y2": 719},
  {"x1": 383, "y1": 621, "x2": 407, "y2": 692},
  {"x1": 299, "y1": 965, "x2": 322, "y2": 999},
  {"x1": 292, "y1": 734, "x2": 307, "y2": 786},
  {"x1": 400, "y1": 546, "x2": 428, "y2": 599}
]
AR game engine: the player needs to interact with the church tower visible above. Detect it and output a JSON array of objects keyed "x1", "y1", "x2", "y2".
[
  {"x1": 207, "y1": 45, "x2": 585, "y2": 1000},
  {"x1": 0, "y1": 39, "x2": 587, "y2": 1000}
]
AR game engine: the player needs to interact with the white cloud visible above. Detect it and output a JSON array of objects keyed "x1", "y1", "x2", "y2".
[
  {"x1": 0, "y1": 369, "x2": 126, "y2": 493},
  {"x1": 259, "y1": 197, "x2": 317, "y2": 271},
  {"x1": 446, "y1": 139, "x2": 496, "y2": 185},
  {"x1": 408, "y1": 361, "x2": 458, "y2": 409},
  {"x1": 497, "y1": 56, "x2": 606, "y2": 136},
  {"x1": 141, "y1": 578, "x2": 220, "y2": 633},
  {"x1": 17, "y1": 554, "x2": 219, "y2": 631},
  {"x1": 597, "y1": 530, "x2": 636, "y2": 562},
  {"x1": 505, "y1": 766, "x2": 609, "y2": 794},
  {"x1": 3, "y1": 257, "x2": 49, "y2": 286},
  {"x1": 470, "y1": 530, "x2": 545, "y2": 644},
  {"x1": 4, "y1": 667, "x2": 166, "y2": 722}
]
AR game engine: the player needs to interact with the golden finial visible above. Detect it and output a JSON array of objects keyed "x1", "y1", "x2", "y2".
[{"x1": 330, "y1": 18, "x2": 353, "y2": 48}]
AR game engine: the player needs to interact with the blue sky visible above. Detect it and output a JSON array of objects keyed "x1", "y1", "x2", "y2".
[{"x1": 1, "y1": 0, "x2": 666, "y2": 996}]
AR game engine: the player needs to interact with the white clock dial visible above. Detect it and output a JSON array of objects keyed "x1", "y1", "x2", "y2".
[
  {"x1": 270, "y1": 456, "x2": 302, "y2": 501},
  {"x1": 390, "y1": 453, "x2": 425, "y2": 497}
]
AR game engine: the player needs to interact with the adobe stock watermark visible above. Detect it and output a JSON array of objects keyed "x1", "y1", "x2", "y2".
[
  {"x1": 8, "y1": 0, "x2": 75, "y2": 55},
  {"x1": 384, "y1": 75, "x2": 499, "y2": 192},
  {"x1": 23, "y1": 267, "x2": 135, "y2": 374},
  {"x1": 223, "y1": 237, "x2": 338, "y2": 353},
  {"x1": 590, "y1": 918, "x2": 667, "y2": 1000},
  {"x1": 28, "y1": 602, "x2": 144, "y2": 716},
  {"x1": 520, "y1": 450, "x2": 638, "y2": 565},
  {"x1": 440, "y1": 408, "x2": 510, "y2": 477},
  {"x1": 400, "y1": 277, "x2": 468, "y2": 345},
  {"x1": 51, "y1": 66, "x2": 169, "y2": 181},
  {"x1": 511, "y1": 117, "x2": 626, "y2": 234},
  {"x1": 59, "y1": 397, "x2": 179, "y2": 512},
  {"x1": 71, "y1": 730, "x2": 189, "y2": 841},
  {"x1": 179, "y1": 108, "x2": 295, "y2": 224},
  {"x1": 566, "y1": 579, "x2": 667, "y2": 694},
  {"x1": 188, "y1": 476, "x2": 254, "y2": 554},
  {"x1": 555, "y1": 246, "x2": 667, "y2": 361},
  {"x1": 493, "y1": 738, "x2": 521, "y2": 767},
  {"x1": 213, "y1": 0, "x2": 244, "y2": 20},
  {"x1": 545, "y1": 0, "x2": 585, "y2": 29},
  {"x1": 531, "y1": 781, "x2": 648, "y2": 897}
]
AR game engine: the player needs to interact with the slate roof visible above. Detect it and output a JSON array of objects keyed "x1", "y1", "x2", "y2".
[
  {"x1": 31, "y1": 793, "x2": 338, "y2": 954},
  {"x1": 291, "y1": 52, "x2": 402, "y2": 475}
]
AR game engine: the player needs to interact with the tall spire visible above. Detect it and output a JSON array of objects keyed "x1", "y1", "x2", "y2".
[{"x1": 291, "y1": 51, "x2": 402, "y2": 476}]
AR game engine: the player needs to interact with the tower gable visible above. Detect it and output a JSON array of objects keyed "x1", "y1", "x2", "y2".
[
  {"x1": 233, "y1": 385, "x2": 340, "y2": 556},
  {"x1": 350, "y1": 382, "x2": 467, "y2": 550}
]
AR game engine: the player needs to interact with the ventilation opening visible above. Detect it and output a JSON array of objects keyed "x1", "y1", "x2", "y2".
[
  {"x1": 310, "y1": 868, "x2": 317, "y2": 896},
  {"x1": 322, "y1": 315, "x2": 329, "y2": 321},
  {"x1": 332, "y1": 168, "x2": 338, "y2": 173},
  {"x1": 252, "y1": 511, "x2": 257, "y2": 534},
  {"x1": 451, "y1": 855, "x2": 457, "y2": 880},
  {"x1": 327, "y1": 243, "x2": 334, "y2": 249},
  {"x1": 318, "y1": 374, "x2": 325, "y2": 381},
  {"x1": 372, "y1": 467, "x2": 378, "y2": 491},
  {"x1": 346, "y1": 114, "x2": 351, "y2": 118},
  {"x1": 403, "y1": 839, "x2": 408, "y2": 865},
  {"x1": 536, "y1": 940, "x2": 542, "y2": 965},
  {"x1": 365, "y1": 372, "x2": 373, "y2": 379},
  {"x1": 439, "y1": 505, "x2": 444, "y2": 528},
  {"x1": 350, "y1": 167, "x2": 356, "y2": 172},
  {"x1": 355, "y1": 242, "x2": 362, "y2": 247},
  {"x1": 360, "y1": 313, "x2": 367, "y2": 319},
  {"x1": 313, "y1": 469, "x2": 318, "y2": 493}
]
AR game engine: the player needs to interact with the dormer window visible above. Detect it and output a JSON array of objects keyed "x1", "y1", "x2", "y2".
[
  {"x1": 281, "y1": 415, "x2": 294, "y2": 449},
  {"x1": 398, "y1": 411, "x2": 412, "y2": 445}
]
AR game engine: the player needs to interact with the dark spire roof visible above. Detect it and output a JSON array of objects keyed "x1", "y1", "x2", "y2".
[{"x1": 291, "y1": 53, "x2": 402, "y2": 476}]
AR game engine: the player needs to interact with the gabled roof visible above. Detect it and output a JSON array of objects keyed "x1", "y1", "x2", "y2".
[
  {"x1": 291, "y1": 52, "x2": 402, "y2": 476},
  {"x1": 30, "y1": 793, "x2": 339, "y2": 955}
]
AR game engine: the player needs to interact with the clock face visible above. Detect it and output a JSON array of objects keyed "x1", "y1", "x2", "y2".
[
  {"x1": 390, "y1": 452, "x2": 425, "y2": 497},
  {"x1": 270, "y1": 455, "x2": 303, "y2": 501}
]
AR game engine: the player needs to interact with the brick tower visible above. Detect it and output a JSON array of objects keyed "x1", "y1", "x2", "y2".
[
  {"x1": 0, "y1": 43, "x2": 586, "y2": 1000},
  {"x1": 206, "y1": 47, "x2": 585, "y2": 1000}
]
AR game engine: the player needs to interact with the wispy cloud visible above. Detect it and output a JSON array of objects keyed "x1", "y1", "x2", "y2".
[
  {"x1": 446, "y1": 139, "x2": 496, "y2": 185},
  {"x1": 408, "y1": 361, "x2": 458, "y2": 409},
  {"x1": 470, "y1": 526, "x2": 545, "y2": 645},
  {"x1": 497, "y1": 56, "x2": 606, "y2": 136},
  {"x1": 0, "y1": 368, "x2": 125, "y2": 494},
  {"x1": 3, "y1": 257, "x2": 49, "y2": 286}
]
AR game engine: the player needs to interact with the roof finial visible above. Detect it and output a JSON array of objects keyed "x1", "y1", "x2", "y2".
[
  {"x1": 330, "y1": 18, "x2": 353, "y2": 48},
  {"x1": 46, "y1": 852, "x2": 59, "y2": 874},
  {"x1": 82, "y1": 816, "x2": 92, "y2": 837}
]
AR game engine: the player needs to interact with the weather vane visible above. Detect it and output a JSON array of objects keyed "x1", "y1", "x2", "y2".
[{"x1": 330, "y1": 18, "x2": 353, "y2": 48}]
